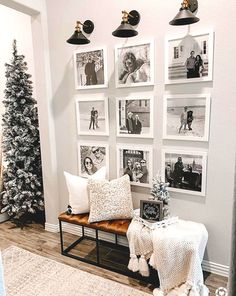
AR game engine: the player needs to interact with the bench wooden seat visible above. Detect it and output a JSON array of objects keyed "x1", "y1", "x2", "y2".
[{"x1": 58, "y1": 212, "x2": 131, "y2": 236}]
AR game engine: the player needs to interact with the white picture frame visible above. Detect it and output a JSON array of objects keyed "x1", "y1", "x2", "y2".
[
  {"x1": 163, "y1": 94, "x2": 211, "y2": 141},
  {"x1": 76, "y1": 97, "x2": 109, "y2": 136},
  {"x1": 116, "y1": 96, "x2": 154, "y2": 138},
  {"x1": 74, "y1": 46, "x2": 108, "y2": 89},
  {"x1": 165, "y1": 31, "x2": 214, "y2": 84},
  {"x1": 162, "y1": 148, "x2": 207, "y2": 196},
  {"x1": 78, "y1": 141, "x2": 109, "y2": 179},
  {"x1": 117, "y1": 144, "x2": 153, "y2": 188},
  {"x1": 115, "y1": 40, "x2": 154, "y2": 88}
]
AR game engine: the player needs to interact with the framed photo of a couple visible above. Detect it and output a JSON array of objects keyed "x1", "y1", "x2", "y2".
[
  {"x1": 74, "y1": 46, "x2": 108, "y2": 89},
  {"x1": 165, "y1": 31, "x2": 214, "y2": 84},
  {"x1": 163, "y1": 94, "x2": 211, "y2": 141},
  {"x1": 115, "y1": 40, "x2": 154, "y2": 88},
  {"x1": 76, "y1": 97, "x2": 109, "y2": 136},
  {"x1": 162, "y1": 149, "x2": 207, "y2": 196},
  {"x1": 78, "y1": 142, "x2": 109, "y2": 178},
  {"x1": 116, "y1": 96, "x2": 154, "y2": 138},
  {"x1": 117, "y1": 144, "x2": 153, "y2": 188}
]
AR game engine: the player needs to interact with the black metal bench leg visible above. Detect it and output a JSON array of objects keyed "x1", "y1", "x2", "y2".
[
  {"x1": 59, "y1": 220, "x2": 64, "y2": 253},
  {"x1": 82, "y1": 225, "x2": 85, "y2": 237},
  {"x1": 96, "y1": 229, "x2": 100, "y2": 264},
  {"x1": 115, "y1": 234, "x2": 118, "y2": 245}
]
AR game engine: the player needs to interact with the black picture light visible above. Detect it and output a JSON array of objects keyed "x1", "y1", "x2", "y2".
[
  {"x1": 169, "y1": 0, "x2": 199, "y2": 26},
  {"x1": 112, "y1": 10, "x2": 140, "y2": 38},
  {"x1": 67, "y1": 20, "x2": 94, "y2": 45}
]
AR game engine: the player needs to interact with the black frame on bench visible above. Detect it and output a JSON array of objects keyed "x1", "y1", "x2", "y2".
[{"x1": 59, "y1": 219, "x2": 159, "y2": 285}]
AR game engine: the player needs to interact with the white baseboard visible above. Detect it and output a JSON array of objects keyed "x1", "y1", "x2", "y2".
[
  {"x1": 46, "y1": 222, "x2": 229, "y2": 277},
  {"x1": 202, "y1": 260, "x2": 229, "y2": 277},
  {"x1": 45, "y1": 222, "x2": 59, "y2": 233}
]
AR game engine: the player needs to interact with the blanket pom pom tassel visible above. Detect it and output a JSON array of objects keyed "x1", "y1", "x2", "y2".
[
  {"x1": 153, "y1": 288, "x2": 164, "y2": 296},
  {"x1": 139, "y1": 255, "x2": 150, "y2": 277},
  {"x1": 128, "y1": 254, "x2": 139, "y2": 272},
  {"x1": 178, "y1": 283, "x2": 192, "y2": 296},
  {"x1": 149, "y1": 253, "x2": 156, "y2": 269},
  {"x1": 188, "y1": 286, "x2": 201, "y2": 296}
]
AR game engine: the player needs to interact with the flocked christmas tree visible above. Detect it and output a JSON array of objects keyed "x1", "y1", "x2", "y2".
[
  {"x1": 150, "y1": 174, "x2": 170, "y2": 219},
  {"x1": 0, "y1": 40, "x2": 44, "y2": 226}
]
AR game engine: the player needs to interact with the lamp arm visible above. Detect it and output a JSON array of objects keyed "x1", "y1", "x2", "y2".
[
  {"x1": 75, "y1": 21, "x2": 82, "y2": 32},
  {"x1": 181, "y1": 0, "x2": 190, "y2": 9},
  {"x1": 75, "y1": 21, "x2": 90, "y2": 32},
  {"x1": 121, "y1": 10, "x2": 136, "y2": 23},
  {"x1": 122, "y1": 10, "x2": 135, "y2": 18},
  {"x1": 121, "y1": 10, "x2": 129, "y2": 23}
]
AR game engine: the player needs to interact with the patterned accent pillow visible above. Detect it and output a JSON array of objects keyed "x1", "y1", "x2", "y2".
[{"x1": 88, "y1": 174, "x2": 133, "y2": 223}]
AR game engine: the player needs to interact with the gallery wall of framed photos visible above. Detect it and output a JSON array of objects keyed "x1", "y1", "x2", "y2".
[
  {"x1": 73, "y1": 31, "x2": 213, "y2": 199},
  {"x1": 46, "y1": 0, "x2": 236, "y2": 268}
]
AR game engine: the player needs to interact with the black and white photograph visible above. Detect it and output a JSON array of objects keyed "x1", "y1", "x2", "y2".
[
  {"x1": 74, "y1": 46, "x2": 108, "y2": 89},
  {"x1": 163, "y1": 94, "x2": 211, "y2": 141},
  {"x1": 117, "y1": 144, "x2": 153, "y2": 187},
  {"x1": 78, "y1": 142, "x2": 109, "y2": 178},
  {"x1": 140, "y1": 200, "x2": 163, "y2": 222},
  {"x1": 162, "y1": 149, "x2": 207, "y2": 196},
  {"x1": 116, "y1": 97, "x2": 153, "y2": 138},
  {"x1": 115, "y1": 41, "x2": 154, "y2": 88},
  {"x1": 76, "y1": 97, "x2": 109, "y2": 136},
  {"x1": 165, "y1": 31, "x2": 214, "y2": 84}
]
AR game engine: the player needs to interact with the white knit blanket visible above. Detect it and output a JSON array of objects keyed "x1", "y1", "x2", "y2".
[{"x1": 127, "y1": 218, "x2": 209, "y2": 296}]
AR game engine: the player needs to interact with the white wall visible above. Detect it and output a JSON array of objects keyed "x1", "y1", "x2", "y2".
[{"x1": 45, "y1": 0, "x2": 236, "y2": 269}]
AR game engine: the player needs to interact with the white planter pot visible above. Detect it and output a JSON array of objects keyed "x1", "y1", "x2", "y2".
[{"x1": 0, "y1": 212, "x2": 9, "y2": 223}]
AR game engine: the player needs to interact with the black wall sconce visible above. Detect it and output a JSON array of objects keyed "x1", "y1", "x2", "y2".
[
  {"x1": 169, "y1": 0, "x2": 199, "y2": 26},
  {"x1": 67, "y1": 20, "x2": 94, "y2": 44},
  {"x1": 112, "y1": 10, "x2": 140, "y2": 38}
]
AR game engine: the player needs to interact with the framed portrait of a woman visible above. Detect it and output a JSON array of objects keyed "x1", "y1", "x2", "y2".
[
  {"x1": 78, "y1": 142, "x2": 109, "y2": 178},
  {"x1": 115, "y1": 40, "x2": 154, "y2": 88}
]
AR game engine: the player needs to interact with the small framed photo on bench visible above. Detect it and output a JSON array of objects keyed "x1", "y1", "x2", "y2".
[{"x1": 140, "y1": 200, "x2": 163, "y2": 222}]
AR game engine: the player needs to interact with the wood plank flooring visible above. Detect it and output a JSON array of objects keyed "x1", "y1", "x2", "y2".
[{"x1": 0, "y1": 221, "x2": 228, "y2": 295}]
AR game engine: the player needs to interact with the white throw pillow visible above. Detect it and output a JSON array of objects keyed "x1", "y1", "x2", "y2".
[
  {"x1": 88, "y1": 174, "x2": 134, "y2": 223},
  {"x1": 64, "y1": 166, "x2": 106, "y2": 214}
]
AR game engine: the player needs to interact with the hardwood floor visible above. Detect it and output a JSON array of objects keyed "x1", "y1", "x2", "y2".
[{"x1": 0, "y1": 221, "x2": 228, "y2": 295}]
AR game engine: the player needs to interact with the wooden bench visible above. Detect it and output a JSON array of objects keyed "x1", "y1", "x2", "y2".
[{"x1": 58, "y1": 212, "x2": 158, "y2": 284}]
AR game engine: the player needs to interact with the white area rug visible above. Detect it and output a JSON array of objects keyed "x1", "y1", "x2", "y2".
[{"x1": 2, "y1": 246, "x2": 151, "y2": 296}]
